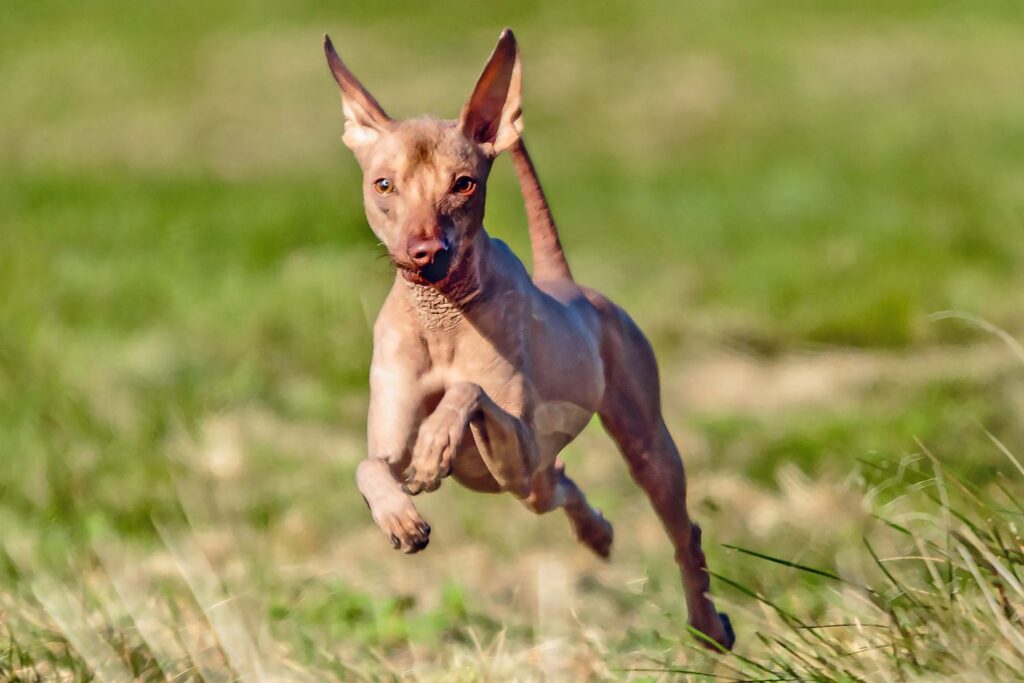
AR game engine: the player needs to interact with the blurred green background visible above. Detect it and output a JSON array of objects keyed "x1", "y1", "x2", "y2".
[{"x1": 2, "y1": 0, "x2": 1023, "y2": 679}]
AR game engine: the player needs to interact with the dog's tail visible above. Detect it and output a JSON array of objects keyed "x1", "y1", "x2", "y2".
[{"x1": 509, "y1": 139, "x2": 573, "y2": 282}]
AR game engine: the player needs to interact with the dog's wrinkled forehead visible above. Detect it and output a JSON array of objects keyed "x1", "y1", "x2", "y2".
[{"x1": 369, "y1": 117, "x2": 482, "y2": 176}]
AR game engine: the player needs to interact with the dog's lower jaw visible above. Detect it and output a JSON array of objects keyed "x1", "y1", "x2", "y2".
[{"x1": 398, "y1": 256, "x2": 451, "y2": 286}]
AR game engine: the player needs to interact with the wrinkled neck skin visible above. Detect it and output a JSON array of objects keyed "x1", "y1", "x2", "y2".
[{"x1": 399, "y1": 227, "x2": 496, "y2": 333}]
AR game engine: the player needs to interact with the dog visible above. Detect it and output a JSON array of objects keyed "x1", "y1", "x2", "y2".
[{"x1": 322, "y1": 28, "x2": 734, "y2": 650}]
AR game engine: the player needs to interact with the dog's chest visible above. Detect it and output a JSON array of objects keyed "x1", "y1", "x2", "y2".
[{"x1": 421, "y1": 318, "x2": 529, "y2": 412}]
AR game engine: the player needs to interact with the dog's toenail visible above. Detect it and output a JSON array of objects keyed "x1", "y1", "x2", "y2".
[
  {"x1": 389, "y1": 534, "x2": 400, "y2": 549},
  {"x1": 405, "y1": 536, "x2": 428, "y2": 554}
]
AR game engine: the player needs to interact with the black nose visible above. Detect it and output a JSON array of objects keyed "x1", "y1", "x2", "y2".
[{"x1": 406, "y1": 237, "x2": 452, "y2": 282}]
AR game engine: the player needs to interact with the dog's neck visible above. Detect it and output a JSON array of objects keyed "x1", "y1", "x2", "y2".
[{"x1": 400, "y1": 228, "x2": 493, "y2": 332}]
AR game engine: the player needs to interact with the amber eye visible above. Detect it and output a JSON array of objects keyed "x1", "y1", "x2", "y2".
[
  {"x1": 372, "y1": 178, "x2": 394, "y2": 195},
  {"x1": 452, "y1": 176, "x2": 477, "y2": 196}
]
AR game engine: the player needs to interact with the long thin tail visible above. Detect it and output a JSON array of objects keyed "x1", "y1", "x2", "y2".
[{"x1": 508, "y1": 138, "x2": 573, "y2": 282}]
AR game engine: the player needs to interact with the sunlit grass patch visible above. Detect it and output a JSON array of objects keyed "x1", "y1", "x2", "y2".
[
  {"x1": 3, "y1": 437, "x2": 1022, "y2": 681},
  {"x1": 676, "y1": 449, "x2": 1024, "y2": 681}
]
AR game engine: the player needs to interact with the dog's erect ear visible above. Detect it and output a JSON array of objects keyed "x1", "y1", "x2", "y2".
[
  {"x1": 460, "y1": 29, "x2": 523, "y2": 156},
  {"x1": 324, "y1": 34, "x2": 393, "y2": 150}
]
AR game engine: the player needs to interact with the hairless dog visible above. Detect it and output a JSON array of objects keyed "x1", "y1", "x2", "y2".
[{"x1": 323, "y1": 29, "x2": 734, "y2": 650}]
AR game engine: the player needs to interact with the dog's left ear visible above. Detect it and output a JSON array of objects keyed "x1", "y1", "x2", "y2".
[{"x1": 461, "y1": 29, "x2": 523, "y2": 156}]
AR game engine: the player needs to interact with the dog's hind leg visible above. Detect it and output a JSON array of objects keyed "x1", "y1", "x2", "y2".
[
  {"x1": 525, "y1": 459, "x2": 614, "y2": 558},
  {"x1": 589, "y1": 291, "x2": 735, "y2": 651}
]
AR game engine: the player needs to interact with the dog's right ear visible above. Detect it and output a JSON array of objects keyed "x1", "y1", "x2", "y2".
[{"x1": 324, "y1": 34, "x2": 393, "y2": 150}]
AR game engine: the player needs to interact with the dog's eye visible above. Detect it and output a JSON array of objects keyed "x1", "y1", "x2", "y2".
[
  {"x1": 372, "y1": 178, "x2": 394, "y2": 195},
  {"x1": 452, "y1": 176, "x2": 477, "y2": 196}
]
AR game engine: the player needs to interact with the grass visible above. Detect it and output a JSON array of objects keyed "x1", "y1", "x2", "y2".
[
  {"x1": 702, "y1": 448, "x2": 1024, "y2": 681},
  {"x1": 2, "y1": 0, "x2": 1024, "y2": 680}
]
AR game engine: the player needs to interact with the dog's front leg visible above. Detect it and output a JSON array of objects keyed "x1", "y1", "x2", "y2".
[
  {"x1": 357, "y1": 359, "x2": 432, "y2": 554},
  {"x1": 356, "y1": 458, "x2": 430, "y2": 553},
  {"x1": 403, "y1": 382, "x2": 537, "y2": 498}
]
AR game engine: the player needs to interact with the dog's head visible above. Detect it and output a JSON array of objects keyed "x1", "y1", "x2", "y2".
[{"x1": 324, "y1": 30, "x2": 522, "y2": 286}]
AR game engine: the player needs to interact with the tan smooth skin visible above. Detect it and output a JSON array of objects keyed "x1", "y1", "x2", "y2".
[{"x1": 323, "y1": 29, "x2": 734, "y2": 650}]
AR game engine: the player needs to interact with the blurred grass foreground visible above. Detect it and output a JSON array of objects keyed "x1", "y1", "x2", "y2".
[{"x1": 2, "y1": 1, "x2": 1024, "y2": 680}]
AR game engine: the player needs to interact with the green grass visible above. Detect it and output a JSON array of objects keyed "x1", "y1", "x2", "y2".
[{"x1": 2, "y1": 0, "x2": 1024, "y2": 679}]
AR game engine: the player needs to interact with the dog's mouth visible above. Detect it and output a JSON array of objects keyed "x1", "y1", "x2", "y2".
[
  {"x1": 396, "y1": 247, "x2": 459, "y2": 287},
  {"x1": 418, "y1": 248, "x2": 453, "y2": 283}
]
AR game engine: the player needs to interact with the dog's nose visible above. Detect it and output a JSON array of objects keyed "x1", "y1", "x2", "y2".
[
  {"x1": 407, "y1": 237, "x2": 448, "y2": 268},
  {"x1": 406, "y1": 237, "x2": 453, "y2": 283}
]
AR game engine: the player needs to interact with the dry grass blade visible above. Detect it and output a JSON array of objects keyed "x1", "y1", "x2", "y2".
[
  {"x1": 955, "y1": 545, "x2": 1024, "y2": 659},
  {"x1": 155, "y1": 523, "x2": 301, "y2": 682},
  {"x1": 987, "y1": 430, "x2": 1024, "y2": 480},
  {"x1": 30, "y1": 579, "x2": 136, "y2": 683},
  {"x1": 928, "y1": 312, "x2": 1024, "y2": 365}
]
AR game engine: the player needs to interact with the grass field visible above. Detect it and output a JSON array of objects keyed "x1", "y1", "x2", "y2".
[{"x1": 2, "y1": 1, "x2": 1024, "y2": 680}]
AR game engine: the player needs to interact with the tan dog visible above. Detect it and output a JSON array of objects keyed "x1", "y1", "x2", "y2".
[{"x1": 323, "y1": 29, "x2": 734, "y2": 650}]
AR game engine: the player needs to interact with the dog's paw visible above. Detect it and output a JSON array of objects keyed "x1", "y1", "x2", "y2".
[
  {"x1": 373, "y1": 501, "x2": 431, "y2": 554},
  {"x1": 691, "y1": 611, "x2": 736, "y2": 652},
  {"x1": 717, "y1": 612, "x2": 736, "y2": 651},
  {"x1": 571, "y1": 510, "x2": 614, "y2": 559},
  {"x1": 403, "y1": 411, "x2": 466, "y2": 495}
]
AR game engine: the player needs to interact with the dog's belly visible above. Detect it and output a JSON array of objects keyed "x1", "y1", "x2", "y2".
[
  {"x1": 526, "y1": 288, "x2": 607, "y2": 418},
  {"x1": 450, "y1": 440, "x2": 502, "y2": 492}
]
